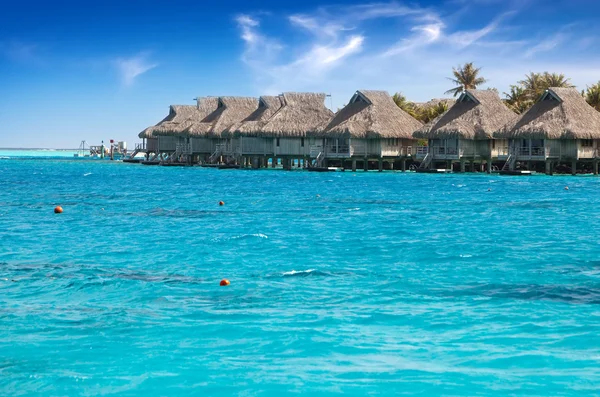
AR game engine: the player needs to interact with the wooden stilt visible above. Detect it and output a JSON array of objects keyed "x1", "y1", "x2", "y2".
[
  {"x1": 378, "y1": 158, "x2": 383, "y2": 172},
  {"x1": 352, "y1": 159, "x2": 357, "y2": 172},
  {"x1": 572, "y1": 160, "x2": 577, "y2": 176},
  {"x1": 402, "y1": 159, "x2": 406, "y2": 172}
]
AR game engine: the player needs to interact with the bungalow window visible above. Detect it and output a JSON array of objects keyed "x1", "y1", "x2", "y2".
[
  {"x1": 582, "y1": 139, "x2": 593, "y2": 147},
  {"x1": 301, "y1": 137, "x2": 305, "y2": 147},
  {"x1": 276, "y1": 138, "x2": 280, "y2": 147}
]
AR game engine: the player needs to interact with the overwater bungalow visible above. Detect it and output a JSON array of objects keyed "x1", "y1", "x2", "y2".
[
  {"x1": 228, "y1": 95, "x2": 285, "y2": 168},
  {"x1": 255, "y1": 92, "x2": 333, "y2": 169},
  {"x1": 136, "y1": 105, "x2": 197, "y2": 161},
  {"x1": 414, "y1": 89, "x2": 518, "y2": 173},
  {"x1": 495, "y1": 87, "x2": 600, "y2": 175},
  {"x1": 152, "y1": 97, "x2": 219, "y2": 164},
  {"x1": 146, "y1": 105, "x2": 199, "y2": 163},
  {"x1": 184, "y1": 96, "x2": 259, "y2": 164},
  {"x1": 317, "y1": 90, "x2": 423, "y2": 171}
]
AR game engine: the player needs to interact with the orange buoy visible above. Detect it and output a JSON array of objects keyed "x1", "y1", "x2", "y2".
[
  {"x1": 219, "y1": 201, "x2": 225, "y2": 206},
  {"x1": 220, "y1": 279, "x2": 230, "y2": 286},
  {"x1": 54, "y1": 206, "x2": 63, "y2": 214}
]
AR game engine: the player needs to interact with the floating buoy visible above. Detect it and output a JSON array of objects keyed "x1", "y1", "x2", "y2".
[
  {"x1": 54, "y1": 206, "x2": 63, "y2": 214},
  {"x1": 565, "y1": 186, "x2": 569, "y2": 191},
  {"x1": 220, "y1": 279, "x2": 230, "y2": 286},
  {"x1": 219, "y1": 201, "x2": 225, "y2": 206}
]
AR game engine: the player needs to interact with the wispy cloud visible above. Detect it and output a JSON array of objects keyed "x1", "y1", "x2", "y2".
[
  {"x1": 235, "y1": 2, "x2": 598, "y2": 106},
  {"x1": 235, "y1": 14, "x2": 283, "y2": 67},
  {"x1": 113, "y1": 53, "x2": 157, "y2": 86},
  {"x1": 524, "y1": 32, "x2": 566, "y2": 58}
]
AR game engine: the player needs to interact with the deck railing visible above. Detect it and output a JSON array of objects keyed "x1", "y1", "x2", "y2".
[
  {"x1": 135, "y1": 143, "x2": 146, "y2": 150},
  {"x1": 517, "y1": 146, "x2": 547, "y2": 157}
]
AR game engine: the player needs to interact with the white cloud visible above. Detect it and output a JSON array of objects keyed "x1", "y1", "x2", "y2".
[
  {"x1": 235, "y1": 14, "x2": 283, "y2": 67},
  {"x1": 524, "y1": 32, "x2": 566, "y2": 58},
  {"x1": 235, "y1": 2, "x2": 599, "y2": 109},
  {"x1": 303, "y1": 36, "x2": 364, "y2": 65},
  {"x1": 113, "y1": 53, "x2": 157, "y2": 86},
  {"x1": 383, "y1": 22, "x2": 444, "y2": 56}
]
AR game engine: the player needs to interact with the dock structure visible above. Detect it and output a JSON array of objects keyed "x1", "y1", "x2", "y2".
[
  {"x1": 184, "y1": 96, "x2": 259, "y2": 166},
  {"x1": 414, "y1": 90, "x2": 519, "y2": 173},
  {"x1": 495, "y1": 87, "x2": 600, "y2": 175},
  {"x1": 316, "y1": 90, "x2": 423, "y2": 171}
]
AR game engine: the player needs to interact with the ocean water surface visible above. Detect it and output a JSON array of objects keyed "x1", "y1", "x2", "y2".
[{"x1": 1, "y1": 157, "x2": 600, "y2": 396}]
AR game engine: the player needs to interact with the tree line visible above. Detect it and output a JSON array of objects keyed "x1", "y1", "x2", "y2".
[{"x1": 393, "y1": 62, "x2": 600, "y2": 123}]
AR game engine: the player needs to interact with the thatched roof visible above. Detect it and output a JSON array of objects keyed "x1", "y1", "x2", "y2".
[
  {"x1": 414, "y1": 90, "x2": 518, "y2": 140},
  {"x1": 319, "y1": 90, "x2": 423, "y2": 139},
  {"x1": 138, "y1": 105, "x2": 198, "y2": 138},
  {"x1": 152, "y1": 98, "x2": 220, "y2": 137},
  {"x1": 247, "y1": 92, "x2": 333, "y2": 137},
  {"x1": 229, "y1": 96, "x2": 285, "y2": 136},
  {"x1": 496, "y1": 87, "x2": 600, "y2": 139},
  {"x1": 184, "y1": 96, "x2": 259, "y2": 137}
]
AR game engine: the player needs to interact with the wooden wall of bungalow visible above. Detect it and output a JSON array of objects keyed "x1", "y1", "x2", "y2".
[
  {"x1": 311, "y1": 136, "x2": 418, "y2": 158},
  {"x1": 496, "y1": 88, "x2": 600, "y2": 174},
  {"x1": 317, "y1": 90, "x2": 423, "y2": 164}
]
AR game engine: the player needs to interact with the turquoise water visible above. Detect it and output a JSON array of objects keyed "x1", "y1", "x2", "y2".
[{"x1": 1, "y1": 158, "x2": 600, "y2": 396}]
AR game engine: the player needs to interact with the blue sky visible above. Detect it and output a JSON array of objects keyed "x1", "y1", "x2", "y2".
[{"x1": 1, "y1": 0, "x2": 600, "y2": 148}]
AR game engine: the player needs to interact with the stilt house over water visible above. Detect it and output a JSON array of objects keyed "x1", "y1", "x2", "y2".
[
  {"x1": 255, "y1": 92, "x2": 333, "y2": 169},
  {"x1": 413, "y1": 89, "x2": 518, "y2": 172},
  {"x1": 151, "y1": 98, "x2": 220, "y2": 163},
  {"x1": 184, "y1": 96, "x2": 259, "y2": 164},
  {"x1": 137, "y1": 105, "x2": 197, "y2": 160},
  {"x1": 317, "y1": 90, "x2": 423, "y2": 171},
  {"x1": 495, "y1": 87, "x2": 600, "y2": 175},
  {"x1": 228, "y1": 95, "x2": 285, "y2": 167}
]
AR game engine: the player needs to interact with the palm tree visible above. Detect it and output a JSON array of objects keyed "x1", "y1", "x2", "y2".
[
  {"x1": 519, "y1": 72, "x2": 574, "y2": 101},
  {"x1": 585, "y1": 82, "x2": 600, "y2": 111},
  {"x1": 445, "y1": 62, "x2": 487, "y2": 97},
  {"x1": 392, "y1": 92, "x2": 418, "y2": 118},
  {"x1": 503, "y1": 85, "x2": 531, "y2": 114},
  {"x1": 542, "y1": 72, "x2": 574, "y2": 90},
  {"x1": 418, "y1": 101, "x2": 449, "y2": 123}
]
